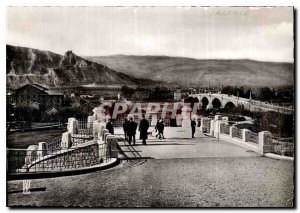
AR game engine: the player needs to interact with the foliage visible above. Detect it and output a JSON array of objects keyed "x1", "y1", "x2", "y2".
[
  {"x1": 147, "y1": 86, "x2": 173, "y2": 101},
  {"x1": 121, "y1": 85, "x2": 135, "y2": 99},
  {"x1": 12, "y1": 106, "x2": 41, "y2": 122}
]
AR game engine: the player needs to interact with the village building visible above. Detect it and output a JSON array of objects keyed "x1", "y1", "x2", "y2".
[{"x1": 15, "y1": 84, "x2": 64, "y2": 110}]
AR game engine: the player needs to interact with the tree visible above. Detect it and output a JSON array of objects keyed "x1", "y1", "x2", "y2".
[
  {"x1": 121, "y1": 85, "x2": 135, "y2": 99},
  {"x1": 258, "y1": 87, "x2": 273, "y2": 101}
]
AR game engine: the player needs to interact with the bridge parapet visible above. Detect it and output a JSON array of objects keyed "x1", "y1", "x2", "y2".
[
  {"x1": 189, "y1": 93, "x2": 293, "y2": 114},
  {"x1": 200, "y1": 115, "x2": 294, "y2": 158}
]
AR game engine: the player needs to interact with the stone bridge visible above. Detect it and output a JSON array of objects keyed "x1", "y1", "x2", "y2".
[{"x1": 189, "y1": 93, "x2": 293, "y2": 114}]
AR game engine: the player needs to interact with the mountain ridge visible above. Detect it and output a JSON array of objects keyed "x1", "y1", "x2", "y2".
[
  {"x1": 86, "y1": 55, "x2": 294, "y2": 87},
  {"x1": 6, "y1": 45, "x2": 154, "y2": 89}
]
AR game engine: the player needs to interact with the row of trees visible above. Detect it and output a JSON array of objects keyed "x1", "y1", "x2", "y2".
[
  {"x1": 221, "y1": 86, "x2": 294, "y2": 103},
  {"x1": 121, "y1": 85, "x2": 174, "y2": 101},
  {"x1": 7, "y1": 105, "x2": 91, "y2": 123}
]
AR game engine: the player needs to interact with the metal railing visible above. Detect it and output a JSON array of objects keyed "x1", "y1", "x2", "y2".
[
  {"x1": 45, "y1": 137, "x2": 62, "y2": 155},
  {"x1": 77, "y1": 119, "x2": 93, "y2": 135},
  {"x1": 7, "y1": 142, "x2": 111, "y2": 174},
  {"x1": 70, "y1": 133, "x2": 94, "y2": 146},
  {"x1": 220, "y1": 123, "x2": 230, "y2": 135},
  {"x1": 232, "y1": 127, "x2": 242, "y2": 139},
  {"x1": 270, "y1": 137, "x2": 294, "y2": 157},
  {"x1": 246, "y1": 131, "x2": 259, "y2": 144},
  {"x1": 70, "y1": 119, "x2": 94, "y2": 146}
]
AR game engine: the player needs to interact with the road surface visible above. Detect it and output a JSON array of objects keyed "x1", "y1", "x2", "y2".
[{"x1": 7, "y1": 127, "x2": 294, "y2": 207}]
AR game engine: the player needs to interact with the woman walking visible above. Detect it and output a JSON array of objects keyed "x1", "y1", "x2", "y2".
[{"x1": 155, "y1": 119, "x2": 165, "y2": 140}]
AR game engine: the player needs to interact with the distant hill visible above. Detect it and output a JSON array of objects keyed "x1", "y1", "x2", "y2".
[
  {"x1": 86, "y1": 55, "x2": 294, "y2": 87},
  {"x1": 6, "y1": 45, "x2": 154, "y2": 89}
]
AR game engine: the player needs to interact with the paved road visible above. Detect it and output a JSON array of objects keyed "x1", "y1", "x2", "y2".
[{"x1": 7, "y1": 128, "x2": 294, "y2": 207}]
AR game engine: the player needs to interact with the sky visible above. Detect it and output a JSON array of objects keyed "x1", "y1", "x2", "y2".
[{"x1": 6, "y1": 6, "x2": 294, "y2": 62}]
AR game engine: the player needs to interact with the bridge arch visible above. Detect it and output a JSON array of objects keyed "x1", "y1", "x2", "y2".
[
  {"x1": 201, "y1": 96, "x2": 209, "y2": 109},
  {"x1": 212, "y1": 98, "x2": 222, "y2": 109},
  {"x1": 224, "y1": 101, "x2": 236, "y2": 110},
  {"x1": 237, "y1": 103, "x2": 245, "y2": 110}
]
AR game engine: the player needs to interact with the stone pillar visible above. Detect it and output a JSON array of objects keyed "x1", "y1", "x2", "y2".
[
  {"x1": 215, "y1": 121, "x2": 225, "y2": 138},
  {"x1": 97, "y1": 123, "x2": 106, "y2": 141},
  {"x1": 61, "y1": 132, "x2": 71, "y2": 149},
  {"x1": 214, "y1": 115, "x2": 222, "y2": 121},
  {"x1": 222, "y1": 117, "x2": 229, "y2": 125},
  {"x1": 37, "y1": 142, "x2": 47, "y2": 157},
  {"x1": 103, "y1": 132, "x2": 110, "y2": 144},
  {"x1": 229, "y1": 126, "x2": 234, "y2": 138},
  {"x1": 106, "y1": 135, "x2": 118, "y2": 159},
  {"x1": 93, "y1": 122, "x2": 101, "y2": 140},
  {"x1": 87, "y1": 115, "x2": 95, "y2": 124},
  {"x1": 258, "y1": 131, "x2": 273, "y2": 154},
  {"x1": 210, "y1": 120, "x2": 214, "y2": 136},
  {"x1": 200, "y1": 117, "x2": 210, "y2": 133},
  {"x1": 87, "y1": 115, "x2": 95, "y2": 130},
  {"x1": 67, "y1": 118, "x2": 78, "y2": 134},
  {"x1": 24, "y1": 145, "x2": 38, "y2": 165},
  {"x1": 242, "y1": 129, "x2": 250, "y2": 143}
]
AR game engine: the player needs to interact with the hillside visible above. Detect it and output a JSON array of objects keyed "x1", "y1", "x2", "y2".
[
  {"x1": 86, "y1": 55, "x2": 294, "y2": 87},
  {"x1": 6, "y1": 45, "x2": 152, "y2": 89}
]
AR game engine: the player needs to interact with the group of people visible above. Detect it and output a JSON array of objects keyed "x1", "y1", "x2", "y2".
[
  {"x1": 105, "y1": 115, "x2": 198, "y2": 146},
  {"x1": 123, "y1": 114, "x2": 149, "y2": 145}
]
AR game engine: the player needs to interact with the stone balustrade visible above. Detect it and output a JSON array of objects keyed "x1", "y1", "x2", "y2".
[
  {"x1": 200, "y1": 115, "x2": 280, "y2": 155},
  {"x1": 14, "y1": 114, "x2": 122, "y2": 174}
]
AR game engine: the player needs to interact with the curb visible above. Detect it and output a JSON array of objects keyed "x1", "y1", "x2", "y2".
[
  {"x1": 7, "y1": 158, "x2": 120, "y2": 180},
  {"x1": 263, "y1": 153, "x2": 294, "y2": 161}
]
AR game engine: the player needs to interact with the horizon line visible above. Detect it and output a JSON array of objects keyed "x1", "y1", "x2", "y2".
[{"x1": 7, "y1": 43, "x2": 294, "y2": 64}]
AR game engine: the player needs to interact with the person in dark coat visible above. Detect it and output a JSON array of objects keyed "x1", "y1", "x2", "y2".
[
  {"x1": 155, "y1": 119, "x2": 165, "y2": 140},
  {"x1": 139, "y1": 114, "x2": 149, "y2": 145},
  {"x1": 106, "y1": 119, "x2": 114, "y2": 135},
  {"x1": 127, "y1": 117, "x2": 137, "y2": 145},
  {"x1": 191, "y1": 118, "x2": 196, "y2": 138},
  {"x1": 123, "y1": 118, "x2": 128, "y2": 141}
]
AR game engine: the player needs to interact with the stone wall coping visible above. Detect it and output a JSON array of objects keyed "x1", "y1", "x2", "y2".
[
  {"x1": 24, "y1": 139, "x2": 99, "y2": 169},
  {"x1": 9, "y1": 158, "x2": 119, "y2": 180}
]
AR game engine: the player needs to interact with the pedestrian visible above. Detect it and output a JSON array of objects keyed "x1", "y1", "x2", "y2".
[
  {"x1": 139, "y1": 114, "x2": 150, "y2": 145},
  {"x1": 127, "y1": 116, "x2": 137, "y2": 145},
  {"x1": 123, "y1": 117, "x2": 128, "y2": 141},
  {"x1": 191, "y1": 117, "x2": 196, "y2": 138},
  {"x1": 155, "y1": 119, "x2": 165, "y2": 140},
  {"x1": 106, "y1": 119, "x2": 114, "y2": 135}
]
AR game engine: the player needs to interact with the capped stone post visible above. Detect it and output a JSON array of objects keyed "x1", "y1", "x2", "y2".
[
  {"x1": 67, "y1": 118, "x2": 78, "y2": 134},
  {"x1": 242, "y1": 129, "x2": 250, "y2": 143},
  {"x1": 106, "y1": 135, "x2": 118, "y2": 159},
  {"x1": 37, "y1": 142, "x2": 47, "y2": 158},
  {"x1": 210, "y1": 120, "x2": 214, "y2": 136},
  {"x1": 258, "y1": 131, "x2": 273, "y2": 154},
  {"x1": 229, "y1": 126, "x2": 234, "y2": 138},
  {"x1": 61, "y1": 132, "x2": 71, "y2": 149}
]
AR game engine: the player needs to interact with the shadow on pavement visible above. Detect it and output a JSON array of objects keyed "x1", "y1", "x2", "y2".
[
  {"x1": 7, "y1": 187, "x2": 47, "y2": 194},
  {"x1": 131, "y1": 143, "x2": 195, "y2": 146}
]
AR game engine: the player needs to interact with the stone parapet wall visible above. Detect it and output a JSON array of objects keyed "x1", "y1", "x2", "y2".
[{"x1": 28, "y1": 143, "x2": 102, "y2": 172}]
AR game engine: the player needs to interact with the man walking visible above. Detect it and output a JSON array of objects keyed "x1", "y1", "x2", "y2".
[
  {"x1": 123, "y1": 117, "x2": 128, "y2": 141},
  {"x1": 127, "y1": 117, "x2": 137, "y2": 145},
  {"x1": 139, "y1": 114, "x2": 150, "y2": 145},
  {"x1": 191, "y1": 118, "x2": 196, "y2": 138},
  {"x1": 106, "y1": 119, "x2": 114, "y2": 135}
]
